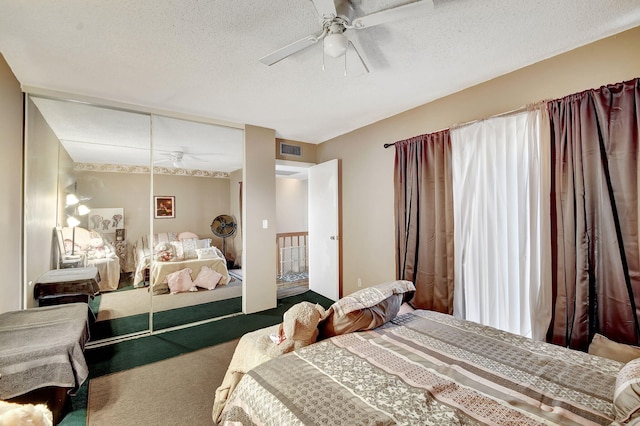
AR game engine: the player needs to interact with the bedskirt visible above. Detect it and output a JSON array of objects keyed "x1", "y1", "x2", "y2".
[{"x1": 220, "y1": 310, "x2": 622, "y2": 425}]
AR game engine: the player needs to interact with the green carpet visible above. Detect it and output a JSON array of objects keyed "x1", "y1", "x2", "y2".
[{"x1": 60, "y1": 290, "x2": 334, "y2": 426}]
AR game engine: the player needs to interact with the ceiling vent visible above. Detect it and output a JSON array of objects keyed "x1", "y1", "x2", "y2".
[{"x1": 280, "y1": 142, "x2": 302, "y2": 157}]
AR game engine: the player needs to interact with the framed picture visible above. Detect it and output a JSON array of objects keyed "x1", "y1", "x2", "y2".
[
  {"x1": 154, "y1": 196, "x2": 175, "y2": 219},
  {"x1": 89, "y1": 208, "x2": 124, "y2": 235}
]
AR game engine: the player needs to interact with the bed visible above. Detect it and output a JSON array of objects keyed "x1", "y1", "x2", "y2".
[
  {"x1": 0, "y1": 303, "x2": 90, "y2": 400},
  {"x1": 219, "y1": 304, "x2": 636, "y2": 425},
  {"x1": 132, "y1": 232, "x2": 229, "y2": 292}
]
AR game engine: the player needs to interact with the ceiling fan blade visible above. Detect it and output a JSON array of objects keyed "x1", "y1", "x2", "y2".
[
  {"x1": 184, "y1": 154, "x2": 207, "y2": 162},
  {"x1": 350, "y1": 0, "x2": 434, "y2": 29},
  {"x1": 310, "y1": 0, "x2": 337, "y2": 20},
  {"x1": 260, "y1": 34, "x2": 322, "y2": 66},
  {"x1": 348, "y1": 38, "x2": 369, "y2": 74}
]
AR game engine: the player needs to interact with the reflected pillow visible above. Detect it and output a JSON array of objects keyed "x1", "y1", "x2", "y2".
[
  {"x1": 178, "y1": 231, "x2": 199, "y2": 241},
  {"x1": 196, "y1": 238, "x2": 212, "y2": 249},
  {"x1": 181, "y1": 238, "x2": 198, "y2": 260},
  {"x1": 319, "y1": 280, "x2": 416, "y2": 339},
  {"x1": 167, "y1": 268, "x2": 196, "y2": 294},
  {"x1": 154, "y1": 242, "x2": 175, "y2": 262},
  {"x1": 589, "y1": 334, "x2": 640, "y2": 363},
  {"x1": 170, "y1": 241, "x2": 184, "y2": 261},
  {"x1": 194, "y1": 266, "x2": 223, "y2": 290},
  {"x1": 614, "y1": 358, "x2": 640, "y2": 422},
  {"x1": 195, "y1": 247, "x2": 222, "y2": 260}
]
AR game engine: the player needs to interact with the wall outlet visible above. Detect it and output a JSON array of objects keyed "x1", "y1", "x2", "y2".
[{"x1": 357, "y1": 278, "x2": 362, "y2": 287}]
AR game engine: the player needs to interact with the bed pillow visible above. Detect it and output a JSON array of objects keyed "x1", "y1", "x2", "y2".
[
  {"x1": 166, "y1": 268, "x2": 196, "y2": 294},
  {"x1": 154, "y1": 242, "x2": 175, "y2": 262},
  {"x1": 178, "y1": 231, "x2": 199, "y2": 241},
  {"x1": 319, "y1": 280, "x2": 415, "y2": 339},
  {"x1": 614, "y1": 358, "x2": 640, "y2": 422},
  {"x1": 195, "y1": 247, "x2": 222, "y2": 260},
  {"x1": 181, "y1": 238, "x2": 198, "y2": 260},
  {"x1": 196, "y1": 238, "x2": 212, "y2": 249},
  {"x1": 170, "y1": 241, "x2": 184, "y2": 261},
  {"x1": 194, "y1": 266, "x2": 223, "y2": 290},
  {"x1": 589, "y1": 334, "x2": 640, "y2": 363}
]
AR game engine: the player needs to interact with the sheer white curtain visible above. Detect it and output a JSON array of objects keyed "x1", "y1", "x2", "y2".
[{"x1": 451, "y1": 108, "x2": 551, "y2": 339}]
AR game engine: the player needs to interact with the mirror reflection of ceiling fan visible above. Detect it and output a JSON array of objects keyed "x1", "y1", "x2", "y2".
[
  {"x1": 260, "y1": 0, "x2": 435, "y2": 73},
  {"x1": 154, "y1": 150, "x2": 220, "y2": 168}
]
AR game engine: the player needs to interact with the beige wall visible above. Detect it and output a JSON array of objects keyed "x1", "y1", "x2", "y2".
[
  {"x1": 153, "y1": 173, "x2": 230, "y2": 242},
  {"x1": 23, "y1": 98, "x2": 65, "y2": 307},
  {"x1": 75, "y1": 170, "x2": 151, "y2": 244},
  {"x1": 243, "y1": 125, "x2": 277, "y2": 313},
  {"x1": 318, "y1": 25, "x2": 640, "y2": 297},
  {"x1": 0, "y1": 54, "x2": 23, "y2": 313},
  {"x1": 276, "y1": 178, "x2": 308, "y2": 233}
]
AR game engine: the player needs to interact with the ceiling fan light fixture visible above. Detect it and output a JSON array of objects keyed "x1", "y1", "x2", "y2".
[{"x1": 324, "y1": 32, "x2": 348, "y2": 58}]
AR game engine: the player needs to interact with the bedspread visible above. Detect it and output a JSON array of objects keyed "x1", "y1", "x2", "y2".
[
  {"x1": 0, "y1": 303, "x2": 90, "y2": 399},
  {"x1": 220, "y1": 310, "x2": 622, "y2": 425},
  {"x1": 150, "y1": 258, "x2": 229, "y2": 294}
]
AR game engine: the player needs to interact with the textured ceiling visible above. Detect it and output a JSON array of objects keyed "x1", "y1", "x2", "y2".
[{"x1": 2, "y1": 0, "x2": 640, "y2": 146}]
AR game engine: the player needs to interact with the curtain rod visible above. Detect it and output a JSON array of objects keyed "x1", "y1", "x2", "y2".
[{"x1": 383, "y1": 102, "x2": 546, "y2": 149}]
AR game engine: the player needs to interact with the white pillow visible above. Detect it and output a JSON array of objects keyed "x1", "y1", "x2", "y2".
[
  {"x1": 166, "y1": 268, "x2": 196, "y2": 294},
  {"x1": 178, "y1": 231, "x2": 199, "y2": 241},
  {"x1": 181, "y1": 238, "x2": 198, "y2": 260},
  {"x1": 170, "y1": 241, "x2": 184, "y2": 261},
  {"x1": 194, "y1": 266, "x2": 223, "y2": 290},
  {"x1": 195, "y1": 247, "x2": 222, "y2": 260},
  {"x1": 196, "y1": 238, "x2": 211, "y2": 249}
]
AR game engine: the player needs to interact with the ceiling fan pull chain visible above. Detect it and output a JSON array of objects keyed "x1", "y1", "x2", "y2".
[
  {"x1": 322, "y1": 38, "x2": 326, "y2": 71},
  {"x1": 343, "y1": 52, "x2": 347, "y2": 77}
]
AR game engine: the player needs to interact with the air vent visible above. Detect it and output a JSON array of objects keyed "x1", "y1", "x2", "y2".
[{"x1": 280, "y1": 142, "x2": 302, "y2": 157}]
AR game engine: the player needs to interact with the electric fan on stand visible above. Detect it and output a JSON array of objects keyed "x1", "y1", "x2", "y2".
[{"x1": 210, "y1": 214, "x2": 237, "y2": 269}]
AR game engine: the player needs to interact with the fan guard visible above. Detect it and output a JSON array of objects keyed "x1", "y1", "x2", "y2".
[{"x1": 210, "y1": 214, "x2": 237, "y2": 259}]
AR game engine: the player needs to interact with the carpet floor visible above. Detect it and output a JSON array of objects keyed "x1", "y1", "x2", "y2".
[
  {"x1": 87, "y1": 340, "x2": 239, "y2": 425},
  {"x1": 96, "y1": 279, "x2": 243, "y2": 321}
]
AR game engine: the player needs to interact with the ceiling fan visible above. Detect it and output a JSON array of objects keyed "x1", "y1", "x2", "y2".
[
  {"x1": 259, "y1": 0, "x2": 435, "y2": 72},
  {"x1": 154, "y1": 150, "x2": 208, "y2": 168}
]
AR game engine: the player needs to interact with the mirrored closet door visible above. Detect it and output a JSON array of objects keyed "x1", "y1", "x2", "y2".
[
  {"x1": 149, "y1": 115, "x2": 244, "y2": 331},
  {"x1": 24, "y1": 95, "x2": 153, "y2": 341},
  {"x1": 24, "y1": 94, "x2": 244, "y2": 344}
]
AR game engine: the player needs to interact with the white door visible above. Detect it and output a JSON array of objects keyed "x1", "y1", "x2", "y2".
[{"x1": 308, "y1": 159, "x2": 340, "y2": 301}]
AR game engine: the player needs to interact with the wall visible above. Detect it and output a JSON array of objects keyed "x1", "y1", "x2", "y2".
[
  {"x1": 275, "y1": 178, "x2": 308, "y2": 233},
  {"x1": 243, "y1": 125, "x2": 276, "y2": 313},
  {"x1": 153, "y1": 173, "x2": 230, "y2": 242},
  {"x1": 0, "y1": 54, "x2": 23, "y2": 313},
  {"x1": 318, "y1": 25, "x2": 640, "y2": 297},
  {"x1": 75, "y1": 170, "x2": 151, "y2": 247},
  {"x1": 23, "y1": 98, "x2": 64, "y2": 307}
]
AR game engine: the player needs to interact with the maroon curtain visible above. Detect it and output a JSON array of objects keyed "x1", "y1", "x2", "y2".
[
  {"x1": 547, "y1": 78, "x2": 640, "y2": 350},
  {"x1": 394, "y1": 131, "x2": 454, "y2": 313}
]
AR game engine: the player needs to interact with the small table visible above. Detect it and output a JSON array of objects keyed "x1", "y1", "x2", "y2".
[{"x1": 34, "y1": 267, "x2": 100, "y2": 307}]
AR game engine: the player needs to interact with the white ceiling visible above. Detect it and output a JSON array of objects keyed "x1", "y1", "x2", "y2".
[{"x1": 2, "y1": 0, "x2": 640, "y2": 148}]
